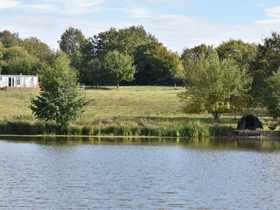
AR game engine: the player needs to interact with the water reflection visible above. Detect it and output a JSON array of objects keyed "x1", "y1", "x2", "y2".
[{"x1": 1, "y1": 135, "x2": 280, "y2": 151}]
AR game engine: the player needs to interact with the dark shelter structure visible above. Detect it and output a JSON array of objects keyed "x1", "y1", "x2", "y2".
[{"x1": 237, "y1": 115, "x2": 263, "y2": 130}]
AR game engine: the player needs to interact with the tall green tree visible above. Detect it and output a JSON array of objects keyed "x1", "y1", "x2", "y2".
[
  {"x1": 76, "y1": 37, "x2": 96, "y2": 82},
  {"x1": 19, "y1": 37, "x2": 53, "y2": 64},
  {"x1": 30, "y1": 51, "x2": 89, "y2": 127},
  {"x1": 179, "y1": 50, "x2": 252, "y2": 122},
  {"x1": 0, "y1": 42, "x2": 5, "y2": 74},
  {"x1": 78, "y1": 25, "x2": 155, "y2": 84},
  {"x1": 181, "y1": 44, "x2": 209, "y2": 61},
  {"x1": 0, "y1": 46, "x2": 40, "y2": 75},
  {"x1": 58, "y1": 27, "x2": 85, "y2": 54},
  {"x1": 252, "y1": 32, "x2": 280, "y2": 100},
  {"x1": 93, "y1": 25, "x2": 156, "y2": 59},
  {"x1": 216, "y1": 38, "x2": 257, "y2": 109},
  {"x1": 216, "y1": 39, "x2": 257, "y2": 66},
  {"x1": 0, "y1": 30, "x2": 19, "y2": 48},
  {"x1": 134, "y1": 41, "x2": 183, "y2": 85},
  {"x1": 103, "y1": 50, "x2": 136, "y2": 89},
  {"x1": 181, "y1": 44, "x2": 213, "y2": 85},
  {"x1": 86, "y1": 58, "x2": 102, "y2": 88},
  {"x1": 262, "y1": 68, "x2": 280, "y2": 121}
]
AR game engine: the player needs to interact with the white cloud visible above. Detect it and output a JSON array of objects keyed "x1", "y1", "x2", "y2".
[
  {"x1": 0, "y1": 14, "x2": 116, "y2": 50},
  {"x1": 122, "y1": 6, "x2": 152, "y2": 18},
  {"x1": 132, "y1": 15, "x2": 272, "y2": 52},
  {"x1": 0, "y1": 0, "x2": 21, "y2": 9},
  {"x1": 21, "y1": 4, "x2": 57, "y2": 13},
  {"x1": 0, "y1": 11, "x2": 278, "y2": 53},
  {"x1": 255, "y1": 6, "x2": 280, "y2": 24},
  {"x1": 61, "y1": 0, "x2": 104, "y2": 15},
  {"x1": 265, "y1": 6, "x2": 280, "y2": 18}
]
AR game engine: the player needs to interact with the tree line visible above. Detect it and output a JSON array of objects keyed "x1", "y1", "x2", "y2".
[
  {"x1": 1, "y1": 26, "x2": 280, "y2": 122},
  {"x1": 0, "y1": 26, "x2": 183, "y2": 87}
]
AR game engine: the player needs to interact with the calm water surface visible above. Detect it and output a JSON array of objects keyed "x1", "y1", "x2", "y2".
[{"x1": 1, "y1": 136, "x2": 280, "y2": 209}]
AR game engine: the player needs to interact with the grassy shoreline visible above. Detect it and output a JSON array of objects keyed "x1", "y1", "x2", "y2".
[
  {"x1": 0, "y1": 86, "x2": 275, "y2": 137},
  {"x1": 0, "y1": 120, "x2": 236, "y2": 137}
]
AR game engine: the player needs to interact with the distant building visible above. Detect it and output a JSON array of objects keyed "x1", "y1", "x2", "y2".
[{"x1": 0, "y1": 74, "x2": 39, "y2": 88}]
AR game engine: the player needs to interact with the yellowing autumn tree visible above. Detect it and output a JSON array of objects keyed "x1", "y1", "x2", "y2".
[{"x1": 179, "y1": 50, "x2": 252, "y2": 122}]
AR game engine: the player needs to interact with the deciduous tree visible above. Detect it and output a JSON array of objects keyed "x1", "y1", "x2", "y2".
[
  {"x1": 93, "y1": 25, "x2": 156, "y2": 59},
  {"x1": 134, "y1": 41, "x2": 183, "y2": 85},
  {"x1": 19, "y1": 37, "x2": 53, "y2": 64},
  {"x1": 0, "y1": 42, "x2": 5, "y2": 74},
  {"x1": 0, "y1": 30, "x2": 19, "y2": 48},
  {"x1": 179, "y1": 50, "x2": 252, "y2": 122},
  {"x1": 87, "y1": 58, "x2": 102, "y2": 89},
  {"x1": 181, "y1": 44, "x2": 209, "y2": 61},
  {"x1": 262, "y1": 68, "x2": 280, "y2": 121},
  {"x1": 58, "y1": 27, "x2": 85, "y2": 54},
  {"x1": 1, "y1": 46, "x2": 40, "y2": 75},
  {"x1": 103, "y1": 50, "x2": 136, "y2": 89},
  {"x1": 252, "y1": 32, "x2": 280, "y2": 100}
]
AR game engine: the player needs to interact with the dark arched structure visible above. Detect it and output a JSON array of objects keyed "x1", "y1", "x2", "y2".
[{"x1": 237, "y1": 115, "x2": 263, "y2": 130}]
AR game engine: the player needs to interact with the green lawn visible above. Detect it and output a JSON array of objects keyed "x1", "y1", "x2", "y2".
[{"x1": 0, "y1": 86, "x2": 273, "y2": 129}]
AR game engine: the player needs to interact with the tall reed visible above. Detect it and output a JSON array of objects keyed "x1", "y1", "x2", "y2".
[{"x1": 0, "y1": 119, "x2": 236, "y2": 137}]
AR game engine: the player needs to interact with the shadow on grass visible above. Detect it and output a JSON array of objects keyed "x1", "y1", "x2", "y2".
[{"x1": 85, "y1": 86, "x2": 113, "y2": 90}]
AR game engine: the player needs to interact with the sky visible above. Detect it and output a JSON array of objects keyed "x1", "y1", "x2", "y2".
[{"x1": 1, "y1": 0, "x2": 280, "y2": 53}]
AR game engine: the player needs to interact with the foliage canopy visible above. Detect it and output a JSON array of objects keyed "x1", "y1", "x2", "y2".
[
  {"x1": 103, "y1": 50, "x2": 136, "y2": 89},
  {"x1": 30, "y1": 52, "x2": 89, "y2": 126},
  {"x1": 0, "y1": 46, "x2": 40, "y2": 75},
  {"x1": 58, "y1": 27, "x2": 85, "y2": 54},
  {"x1": 262, "y1": 68, "x2": 280, "y2": 121},
  {"x1": 179, "y1": 50, "x2": 252, "y2": 121}
]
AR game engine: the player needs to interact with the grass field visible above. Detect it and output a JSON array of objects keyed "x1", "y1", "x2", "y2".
[{"x1": 0, "y1": 85, "x2": 275, "y2": 132}]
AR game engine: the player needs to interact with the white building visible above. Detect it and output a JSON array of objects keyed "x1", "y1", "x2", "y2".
[{"x1": 0, "y1": 74, "x2": 39, "y2": 88}]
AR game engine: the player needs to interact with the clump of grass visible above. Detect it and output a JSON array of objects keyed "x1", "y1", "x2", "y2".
[
  {"x1": 45, "y1": 122, "x2": 57, "y2": 135},
  {"x1": 68, "y1": 125, "x2": 83, "y2": 135},
  {"x1": 209, "y1": 125, "x2": 236, "y2": 137},
  {"x1": 82, "y1": 125, "x2": 94, "y2": 135},
  {"x1": 33, "y1": 122, "x2": 46, "y2": 135}
]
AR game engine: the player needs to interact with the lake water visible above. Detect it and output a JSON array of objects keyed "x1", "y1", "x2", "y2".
[{"x1": 1, "y1": 136, "x2": 280, "y2": 209}]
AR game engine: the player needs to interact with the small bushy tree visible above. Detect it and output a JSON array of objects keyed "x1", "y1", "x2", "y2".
[
  {"x1": 30, "y1": 51, "x2": 89, "y2": 127},
  {"x1": 103, "y1": 50, "x2": 136, "y2": 89},
  {"x1": 179, "y1": 50, "x2": 252, "y2": 122}
]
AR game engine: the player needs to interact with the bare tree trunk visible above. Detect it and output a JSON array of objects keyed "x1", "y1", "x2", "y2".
[{"x1": 117, "y1": 81, "x2": 119, "y2": 90}]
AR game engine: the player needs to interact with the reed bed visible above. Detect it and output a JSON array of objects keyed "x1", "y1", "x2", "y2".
[{"x1": 0, "y1": 119, "x2": 236, "y2": 137}]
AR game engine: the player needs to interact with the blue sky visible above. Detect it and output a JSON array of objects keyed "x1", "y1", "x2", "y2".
[{"x1": 1, "y1": 0, "x2": 280, "y2": 53}]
